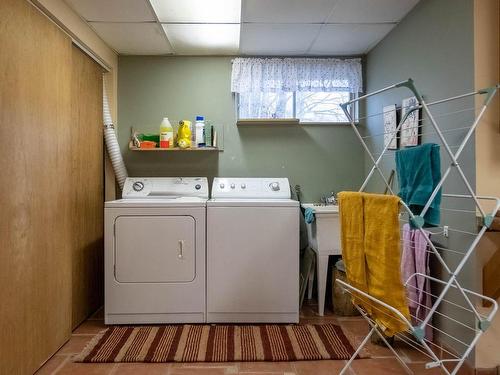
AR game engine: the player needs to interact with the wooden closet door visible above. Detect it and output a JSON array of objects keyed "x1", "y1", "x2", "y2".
[
  {"x1": 0, "y1": 0, "x2": 73, "y2": 374},
  {"x1": 70, "y1": 46, "x2": 104, "y2": 329}
]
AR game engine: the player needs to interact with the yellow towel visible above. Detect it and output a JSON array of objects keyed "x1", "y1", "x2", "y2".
[{"x1": 338, "y1": 191, "x2": 410, "y2": 336}]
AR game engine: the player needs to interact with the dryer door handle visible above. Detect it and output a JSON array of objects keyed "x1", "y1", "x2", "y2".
[{"x1": 178, "y1": 240, "x2": 184, "y2": 259}]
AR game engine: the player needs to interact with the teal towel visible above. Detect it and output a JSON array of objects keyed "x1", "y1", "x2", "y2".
[
  {"x1": 396, "y1": 143, "x2": 441, "y2": 227},
  {"x1": 304, "y1": 207, "x2": 315, "y2": 224}
]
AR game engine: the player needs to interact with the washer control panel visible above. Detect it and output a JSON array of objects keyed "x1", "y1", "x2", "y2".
[
  {"x1": 122, "y1": 177, "x2": 209, "y2": 199},
  {"x1": 212, "y1": 178, "x2": 291, "y2": 199}
]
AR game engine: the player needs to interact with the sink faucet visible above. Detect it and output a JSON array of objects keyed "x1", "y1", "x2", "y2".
[{"x1": 321, "y1": 191, "x2": 337, "y2": 205}]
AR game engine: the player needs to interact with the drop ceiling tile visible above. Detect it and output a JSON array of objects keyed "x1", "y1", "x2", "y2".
[
  {"x1": 328, "y1": 0, "x2": 420, "y2": 23},
  {"x1": 162, "y1": 24, "x2": 240, "y2": 55},
  {"x1": 89, "y1": 23, "x2": 173, "y2": 55},
  {"x1": 64, "y1": 0, "x2": 156, "y2": 22},
  {"x1": 242, "y1": 0, "x2": 338, "y2": 23},
  {"x1": 308, "y1": 23, "x2": 395, "y2": 55},
  {"x1": 150, "y1": 0, "x2": 241, "y2": 23},
  {"x1": 240, "y1": 24, "x2": 321, "y2": 55}
]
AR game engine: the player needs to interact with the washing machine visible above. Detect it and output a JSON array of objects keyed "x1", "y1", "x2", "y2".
[
  {"x1": 207, "y1": 177, "x2": 299, "y2": 323},
  {"x1": 105, "y1": 177, "x2": 208, "y2": 324}
]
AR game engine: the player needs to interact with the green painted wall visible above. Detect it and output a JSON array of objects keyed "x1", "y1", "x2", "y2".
[
  {"x1": 364, "y1": 0, "x2": 475, "y2": 193},
  {"x1": 363, "y1": 0, "x2": 477, "y2": 358},
  {"x1": 116, "y1": 0, "x2": 481, "y2": 363},
  {"x1": 117, "y1": 56, "x2": 364, "y2": 202}
]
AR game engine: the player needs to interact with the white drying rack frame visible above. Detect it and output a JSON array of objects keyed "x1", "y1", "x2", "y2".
[{"x1": 336, "y1": 79, "x2": 500, "y2": 375}]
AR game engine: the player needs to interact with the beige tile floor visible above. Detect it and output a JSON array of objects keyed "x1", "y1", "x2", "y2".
[{"x1": 35, "y1": 301, "x2": 457, "y2": 375}]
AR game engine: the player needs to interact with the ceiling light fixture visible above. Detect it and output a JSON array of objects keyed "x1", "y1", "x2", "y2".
[
  {"x1": 149, "y1": 0, "x2": 241, "y2": 55},
  {"x1": 161, "y1": 24, "x2": 240, "y2": 55},
  {"x1": 149, "y1": 0, "x2": 241, "y2": 23}
]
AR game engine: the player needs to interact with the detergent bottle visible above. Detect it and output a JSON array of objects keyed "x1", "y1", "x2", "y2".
[
  {"x1": 195, "y1": 116, "x2": 206, "y2": 147},
  {"x1": 177, "y1": 120, "x2": 192, "y2": 149},
  {"x1": 159, "y1": 117, "x2": 173, "y2": 148}
]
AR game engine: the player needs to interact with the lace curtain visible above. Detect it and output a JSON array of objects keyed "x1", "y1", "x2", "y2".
[{"x1": 231, "y1": 57, "x2": 363, "y2": 94}]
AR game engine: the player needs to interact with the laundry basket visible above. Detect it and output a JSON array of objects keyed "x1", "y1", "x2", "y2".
[{"x1": 332, "y1": 260, "x2": 360, "y2": 316}]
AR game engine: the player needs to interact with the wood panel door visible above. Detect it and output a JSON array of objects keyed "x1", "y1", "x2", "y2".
[
  {"x1": 0, "y1": 0, "x2": 73, "y2": 374},
  {"x1": 70, "y1": 46, "x2": 104, "y2": 329},
  {"x1": 0, "y1": 1, "x2": 106, "y2": 373}
]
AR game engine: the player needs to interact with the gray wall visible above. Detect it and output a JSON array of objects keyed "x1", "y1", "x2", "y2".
[
  {"x1": 117, "y1": 56, "x2": 364, "y2": 202},
  {"x1": 363, "y1": 0, "x2": 478, "y2": 359}
]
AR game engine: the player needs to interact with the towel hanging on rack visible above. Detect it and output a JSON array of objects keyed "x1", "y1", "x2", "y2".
[
  {"x1": 338, "y1": 191, "x2": 410, "y2": 336},
  {"x1": 396, "y1": 143, "x2": 441, "y2": 227},
  {"x1": 401, "y1": 224, "x2": 433, "y2": 341}
]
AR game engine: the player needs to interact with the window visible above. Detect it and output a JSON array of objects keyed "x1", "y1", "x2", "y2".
[
  {"x1": 231, "y1": 57, "x2": 362, "y2": 124},
  {"x1": 238, "y1": 92, "x2": 294, "y2": 119},
  {"x1": 296, "y1": 91, "x2": 352, "y2": 123},
  {"x1": 237, "y1": 91, "x2": 355, "y2": 123}
]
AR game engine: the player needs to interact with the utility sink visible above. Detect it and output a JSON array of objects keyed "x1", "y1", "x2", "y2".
[
  {"x1": 302, "y1": 203, "x2": 341, "y2": 255},
  {"x1": 301, "y1": 203, "x2": 341, "y2": 316}
]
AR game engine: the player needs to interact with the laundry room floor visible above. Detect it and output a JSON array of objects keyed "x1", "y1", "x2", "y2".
[{"x1": 35, "y1": 301, "x2": 466, "y2": 375}]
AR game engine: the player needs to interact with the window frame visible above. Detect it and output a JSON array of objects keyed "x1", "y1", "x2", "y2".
[{"x1": 235, "y1": 91, "x2": 359, "y2": 125}]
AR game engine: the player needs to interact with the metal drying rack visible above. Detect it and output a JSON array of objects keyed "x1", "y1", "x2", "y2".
[{"x1": 336, "y1": 79, "x2": 499, "y2": 375}]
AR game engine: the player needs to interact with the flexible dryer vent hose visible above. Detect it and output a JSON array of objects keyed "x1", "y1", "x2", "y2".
[{"x1": 103, "y1": 78, "x2": 128, "y2": 190}]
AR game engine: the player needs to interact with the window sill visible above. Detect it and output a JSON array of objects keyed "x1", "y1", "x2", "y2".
[
  {"x1": 300, "y1": 122, "x2": 356, "y2": 126},
  {"x1": 237, "y1": 118, "x2": 300, "y2": 126},
  {"x1": 236, "y1": 119, "x2": 357, "y2": 126}
]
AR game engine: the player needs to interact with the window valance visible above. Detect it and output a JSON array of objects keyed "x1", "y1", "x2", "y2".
[{"x1": 231, "y1": 57, "x2": 362, "y2": 94}]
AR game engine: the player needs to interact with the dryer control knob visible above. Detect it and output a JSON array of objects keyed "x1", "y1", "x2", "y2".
[
  {"x1": 219, "y1": 183, "x2": 225, "y2": 189},
  {"x1": 132, "y1": 181, "x2": 144, "y2": 192},
  {"x1": 270, "y1": 182, "x2": 280, "y2": 191},
  {"x1": 195, "y1": 184, "x2": 201, "y2": 190},
  {"x1": 230, "y1": 183, "x2": 235, "y2": 189},
  {"x1": 241, "y1": 183, "x2": 246, "y2": 189}
]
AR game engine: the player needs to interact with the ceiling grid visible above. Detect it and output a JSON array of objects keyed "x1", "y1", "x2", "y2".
[{"x1": 63, "y1": 0, "x2": 420, "y2": 56}]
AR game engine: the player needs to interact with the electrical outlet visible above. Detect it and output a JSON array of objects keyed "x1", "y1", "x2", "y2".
[{"x1": 443, "y1": 225, "x2": 449, "y2": 238}]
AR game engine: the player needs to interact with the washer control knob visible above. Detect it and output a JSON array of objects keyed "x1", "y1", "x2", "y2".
[
  {"x1": 195, "y1": 184, "x2": 201, "y2": 190},
  {"x1": 230, "y1": 183, "x2": 235, "y2": 189},
  {"x1": 132, "y1": 181, "x2": 144, "y2": 192},
  {"x1": 219, "y1": 183, "x2": 225, "y2": 189},
  {"x1": 241, "y1": 183, "x2": 246, "y2": 189},
  {"x1": 270, "y1": 182, "x2": 280, "y2": 191}
]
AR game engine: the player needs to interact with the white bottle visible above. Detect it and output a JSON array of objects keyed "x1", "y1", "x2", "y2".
[
  {"x1": 195, "y1": 116, "x2": 206, "y2": 147},
  {"x1": 159, "y1": 117, "x2": 173, "y2": 148}
]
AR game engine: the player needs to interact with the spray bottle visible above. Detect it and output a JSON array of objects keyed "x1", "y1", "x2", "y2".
[{"x1": 177, "y1": 120, "x2": 192, "y2": 149}]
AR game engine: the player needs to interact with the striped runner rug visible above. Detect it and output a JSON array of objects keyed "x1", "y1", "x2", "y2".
[{"x1": 74, "y1": 324, "x2": 361, "y2": 363}]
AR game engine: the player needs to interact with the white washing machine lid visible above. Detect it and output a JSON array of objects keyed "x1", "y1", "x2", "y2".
[
  {"x1": 207, "y1": 198, "x2": 299, "y2": 207},
  {"x1": 106, "y1": 197, "x2": 207, "y2": 208}
]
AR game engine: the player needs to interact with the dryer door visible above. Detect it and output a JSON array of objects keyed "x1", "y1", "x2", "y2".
[{"x1": 114, "y1": 216, "x2": 195, "y2": 283}]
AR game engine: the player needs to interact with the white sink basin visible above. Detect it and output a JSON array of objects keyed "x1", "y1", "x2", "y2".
[
  {"x1": 301, "y1": 203, "x2": 342, "y2": 317},
  {"x1": 302, "y1": 203, "x2": 341, "y2": 255},
  {"x1": 302, "y1": 203, "x2": 339, "y2": 214}
]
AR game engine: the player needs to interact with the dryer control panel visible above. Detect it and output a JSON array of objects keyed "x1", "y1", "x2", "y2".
[
  {"x1": 211, "y1": 178, "x2": 291, "y2": 199},
  {"x1": 122, "y1": 177, "x2": 208, "y2": 199}
]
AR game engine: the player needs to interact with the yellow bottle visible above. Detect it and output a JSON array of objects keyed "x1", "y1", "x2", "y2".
[
  {"x1": 159, "y1": 117, "x2": 173, "y2": 148},
  {"x1": 177, "y1": 120, "x2": 192, "y2": 149}
]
